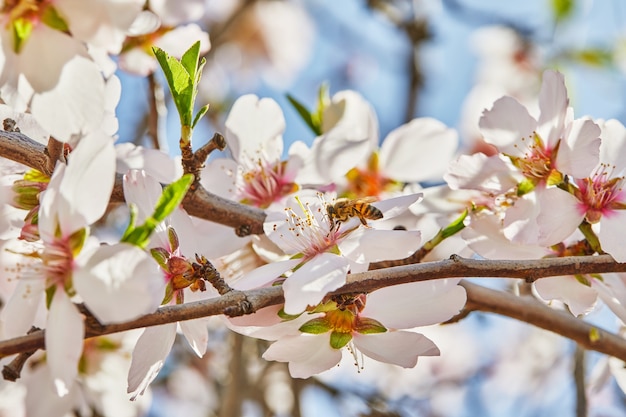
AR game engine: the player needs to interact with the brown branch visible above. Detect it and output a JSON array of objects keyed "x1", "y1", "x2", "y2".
[
  {"x1": 0, "y1": 130, "x2": 266, "y2": 236},
  {"x1": 461, "y1": 281, "x2": 626, "y2": 361},
  {"x1": 3, "y1": 255, "x2": 626, "y2": 363},
  {"x1": 146, "y1": 73, "x2": 165, "y2": 150}
]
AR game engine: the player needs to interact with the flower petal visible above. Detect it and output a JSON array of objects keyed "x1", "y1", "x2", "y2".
[
  {"x1": 534, "y1": 276, "x2": 597, "y2": 316},
  {"x1": 46, "y1": 289, "x2": 85, "y2": 397},
  {"x1": 362, "y1": 279, "x2": 467, "y2": 328},
  {"x1": 262, "y1": 333, "x2": 342, "y2": 378},
  {"x1": 536, "y1": 70, "x2": 569, "y2": 147},
  {"x1": 225, "y1": 94, "x2": 285, "y2": 163},
  {"x1": 556, "y1": 118, "x2": 600, "y2": 178},
  {"x1": 233, "y1": 259, "x2": 300, "y2": 291},
  {"x1": 354, "y1": 331, "x2": 439, "y2": 368},
  {"x1": 127, "y1": 323, "x2": 177, "y2": 399},
  {"x1": 536, "y1": 187, "x2": 584, "y2": 246},
  {"x1": 283, "y1": 253, "x2": 349, "y2": 314},
  {"x1": 74, "y1": 243, "x2": 163, "y2": 323},
  {"x1": 180, "y1": 318, "x2": 209, "y2": 357},
  {"x1": 340, "y1": 228, "x2": 421, "y2": 263},
  {"x1": 479, "y1": 96, "x2": 537, "y2": 156},
  {"x1": 598, "y1": 212, "x2": 626, "y2": 263},
  {"x1": 380, "y1": 117, "x2": 458, "y2": 182}
]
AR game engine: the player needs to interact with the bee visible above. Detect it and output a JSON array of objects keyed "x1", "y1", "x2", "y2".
[{"x1": 326, "y1": 197, "x2": 383, "y2": 231}]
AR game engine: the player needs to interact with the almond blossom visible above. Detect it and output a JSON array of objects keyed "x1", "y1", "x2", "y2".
[
  {"x1": 122, "y1": 170, "x2": 215, "y2": 399},
  {"x1": 233, "y1": 192, "x2": 422, "y2": 314},
  {"x1": 0, "y1": 136, "x2": 162, "y2": 398},
  {"x1": 232, "y1": 279, "x2": 466, "y2": 378}
]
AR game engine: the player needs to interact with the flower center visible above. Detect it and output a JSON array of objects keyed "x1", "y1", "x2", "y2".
[
  {"x1": 240, "y1": 159, "x2": 298, "y2": 208},
  {"x1": 344, "y1": 152, "x2": 399, "y2": 198},
  {"x1": 510, "y1": 133, "x2": 556, "y2": 183},
  {"x1": 576, "y1": 164, "x2": 626, "y2": 223},
  {"x1": 42, "y1": 237, "x2": 73, "y2": 288}
]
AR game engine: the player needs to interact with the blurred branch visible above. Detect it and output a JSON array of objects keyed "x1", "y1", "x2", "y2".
[
  {"x1": 574, "y1": 345, "x2": 588, "y2": 417},
  {"x1": 4, "y1": 256, "x2": 626, "y2": 364},
  {"x1": 146, "y1": 73, "x2": 166, "y2": 150}
]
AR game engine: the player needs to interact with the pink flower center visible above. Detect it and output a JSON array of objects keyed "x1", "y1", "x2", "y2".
[
  {"x1": 42, "y1": 237, "x2": 73, "y2": 288},
  {"x1": 576, "y1": 164, "x2": 625, "y2": 223},
  {"x1": 240, "y1": 159, "x2": 297, "y2": 208}
]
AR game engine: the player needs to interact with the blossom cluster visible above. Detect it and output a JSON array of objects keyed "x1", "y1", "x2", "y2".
[{"x1": 1, "y1": 1, "x2": 626, "y2": 415}]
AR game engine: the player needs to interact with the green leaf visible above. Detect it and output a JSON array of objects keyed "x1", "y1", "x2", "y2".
[
  {"x1": 150, "y1": 247, "x2": 170, "y2": 270},
  {"x1": 299, "y1": 317, "x2": 332, "y2": 334},
  {"x1": 330, "y1": 331, "x2": 352, "y2": 349},
  {"x1": 180, "y1": 41, "x2": 201, "y2": 83},
  {"x1": 287, "y1": 94, "x2": 322, "y2": 136},
  {"x1": 152, "y1": 174, "x2": 194, "y2": 223},
  {"x1": 552, "y1": 0, "x2": 574, "y2": 22},
  {"x1": 121, "y1": 203, "x2": 139, "y2": 242},
  {"x1": 313, "y1": 82, "x2": 330, "y2": 128},
  {"x1": 192, "y1": 104, "x2": 209, "y2": 129},
  {"x1": 153, "y1": 46, "x2": 194, "y2": 126}
]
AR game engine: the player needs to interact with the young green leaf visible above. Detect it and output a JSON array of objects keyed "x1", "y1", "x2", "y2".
[
  {"x1": 152, "y1": 46, "x2": 194, "y2": 126},
  {"x1": 287, "y1": 94, "x2": 322, "y2": 135}
]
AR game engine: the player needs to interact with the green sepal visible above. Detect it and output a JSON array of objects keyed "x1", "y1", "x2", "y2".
[
  {"x1": 289, "y1": 252, "x2": 305, "y2": 260},
  {"x1": 45, "y1": 285, "x2": 57, "y2": 309},
  {"x1": 277, "y1": 308, "x2": 301, "y2": 321},
  {"x1": 41, "y1": 6, "x2": 69, "y2": 32},
  {"x1": 12, "y1": 18, "x2": 33, "y2": 53},
  {"x1": 314, "y1": 82, "x2": 330, "y2": 128},
  {"x1": 354, "y1": 317, "x2": 387, "y2": 334},
  {"x1": 299, "y1": 317, "x2": 332, "y2": 334},
  {"x1": 287, "y1": 94, "x2": 322, "y2": 135},
  {"x1": 329, "y1": 331, "x2": 352, "y2": 349},
  {"x1": 167, "y1": 227, "x2": 179, "y2": 252},
  {"x1": 517, "y1": 178, "x2": 536, "y2": 196},
  {"x1": 192, "y1": 104, "x2": 209, "y2": 129},
  {"x1": 175, "y1": 289, "x2": 184, "y2": 304},
  {"x1": 150, "y1": 247, "x2": 170, "y2": 271},
  {"x1": 161, "y1": 282, "x2": 174, "y2": 305},
  {"x1": 546, "y1": 169, "x2": 564, "y2": 187},
  {"x1": 68, "y1": 228, "x2": 88, "y2": 257}
]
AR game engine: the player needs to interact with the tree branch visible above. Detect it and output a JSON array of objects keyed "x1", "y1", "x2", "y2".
[{"x1": 2, "y1": 255, "x2": 626, "y2": 364}]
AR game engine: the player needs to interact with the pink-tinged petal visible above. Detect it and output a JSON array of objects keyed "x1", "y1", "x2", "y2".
[
  {"x1": 557, "y1": 118, "x2": 601, "y2": 178},
  {"x1": 233, "y1": 259, "x2": 300, "y2": 291},
  {"x1": 380, "y1": 117, "x2": 458, "y2": 182},
  {"x1": 283, "y1": 253, "x2": 349, "y2": 314},
  {"x1": 74, "y1": 243, "x2": 163, "y2": 324},
  {"x1": 598, "y1": 211, "x2": 626, "y2": 263},
  {"x1": 123, "y1": 170, "x2": 163, "y2": 224},
  {"x1": 536, "y1": 187, "x2": 585, "y2": 246},
  {"x1": 127, "y1": 323, "x2": 177, "y2": 399},
  {"x1": 592, "y1": 278, "x2": 626, "y2": 324},
  {"x1": 354, "y1": 331, "x2": 439, "y2": 368},
  {"x1": 180, "y1": 319, "x2": 209, "y2": 357},
  {"x1": 30, "y1": 56, "x2": 106, "y2": 141},
  {"x1": 372, "y1": 193, "x2": 423, "y2": 219},
  {"x1": 46, "y1": 289, "x2": 85, "y2": 397},
  {"x1": 25, "y1": 365, "x2": 79, "y2": 417},
  {"x1": 262, "y1": 333, "x2": 342, "y2": 378},
  {"x1": 340, "y1": 228, "x2": 421, "y2": 263},
  {"x1": 0, "y1": 278, "x2": 45, "y2": 339},
  {"x1": 534, "y1": 276, "x2": 597, "y2": 316},
  {"x1": 479, "y1": 96, "x2": 537, "y2": 155},
  {"x1": 537, "y1": 70, "x2": 569, "y2": 147},
  {"x1": 225, "y1": 95, "x2": 285, "y2": 163},
  {"x1": 445, "y1": 153, "x2": 519, "y2": 194},
  {"x1": 57, "y1": 133, "x2": 116, "y2": 235},
  {"x1": 362, "y1": 280, "x2": 466, "y2": 329}
]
